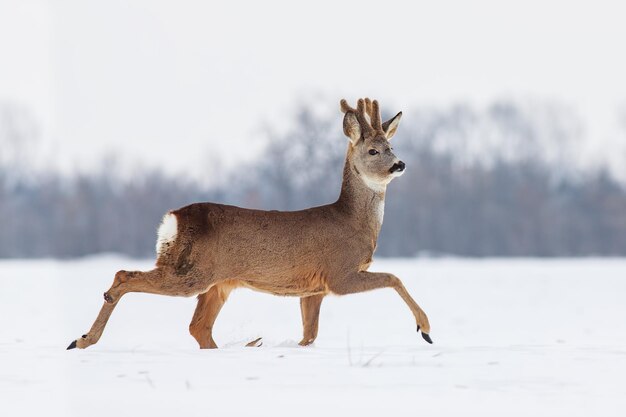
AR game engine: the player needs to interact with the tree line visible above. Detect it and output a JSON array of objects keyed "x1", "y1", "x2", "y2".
[{"x1": 1, "y1": 100, "x2": 625, "y2": 258}]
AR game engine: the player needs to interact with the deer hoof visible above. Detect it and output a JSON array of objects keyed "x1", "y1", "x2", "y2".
[
  {"x1": 417, "y1": 326, "x2": 433, "y2": 344},
  {"x1": 67, "y1": 335, "x2": 93, "y2": 350}
]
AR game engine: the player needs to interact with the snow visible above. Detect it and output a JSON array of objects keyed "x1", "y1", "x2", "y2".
[{"x1": 1, "y1": 256, "x2": 625, "y2": 416}]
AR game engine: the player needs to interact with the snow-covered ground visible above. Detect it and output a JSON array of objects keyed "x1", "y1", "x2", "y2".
[{"x1": 1, "y1": 256, "x2": 625, "y2": 416}]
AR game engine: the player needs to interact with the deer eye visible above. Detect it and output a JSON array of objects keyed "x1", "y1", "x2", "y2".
[{"x1": 368, "y1": 149, "x2": 379, "y2": 156}]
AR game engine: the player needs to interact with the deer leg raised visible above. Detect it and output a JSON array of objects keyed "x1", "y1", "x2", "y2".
[
  {"x1": 66, "y1": 301, "x2": 117, "y2": 350},
  {"x1": 299, "y1": 294, "x2": 324, "y2": 346},
  {"x1": 329, "y1": 271, "x2": 432, "y2": 344},
  {"x1": 68, "y1": 268, "x2": 208, "y2": 349}
]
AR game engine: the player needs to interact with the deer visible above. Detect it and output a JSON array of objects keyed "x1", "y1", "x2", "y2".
[{"x1": 67, "y1": 98, "x2": 432, "y2": 350}]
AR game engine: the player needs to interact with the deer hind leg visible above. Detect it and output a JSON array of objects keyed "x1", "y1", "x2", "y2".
[
  {"x1": 329, "y1": 271, "x2": 433, "y2": 344},
  {"x1": 66, "y1": 300, "x2": 117, "y2": 350},
  {"x1": 189, "y1": 283, "x2": 234, "y2": 349},
  {"x1": 189, "y1": 281, "x2": 261, "y2": 349},
  {"x1": 299, "y1": 294, "x2": 324, "y2": 346},
  {"x1": 68, "y1": 267, "x2": 204, "y2": 350}
]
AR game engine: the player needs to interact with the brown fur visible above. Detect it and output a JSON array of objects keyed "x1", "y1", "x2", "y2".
[{"x1": 68, "y1": 98, "x2": 431, "y2": 350}]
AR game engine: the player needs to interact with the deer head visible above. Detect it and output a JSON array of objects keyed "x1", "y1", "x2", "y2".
[{"x1": 340, "y1": 98, "x2": 405, "y2": 192}]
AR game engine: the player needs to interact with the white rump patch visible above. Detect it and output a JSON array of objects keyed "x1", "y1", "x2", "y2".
[{"x1": 156, "y1": 212, "x2": 178, "y2": 255}]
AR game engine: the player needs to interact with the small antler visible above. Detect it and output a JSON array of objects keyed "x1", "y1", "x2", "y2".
[
  {"x1": 364, "y1": 98, "x2": 382, "y2": 130},
  {"x1": 340, "y1": 99, "x2": 354, "y2": 114},
  {"x1": 340, "y1": 98, "x2": 383, "y2": 135}
]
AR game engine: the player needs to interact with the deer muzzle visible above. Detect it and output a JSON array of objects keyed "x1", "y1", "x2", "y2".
[{"x1": 389, "y1": 161, "x2": 406, "y2": 173}]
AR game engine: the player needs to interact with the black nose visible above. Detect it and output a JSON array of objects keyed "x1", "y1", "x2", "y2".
[{"x1": 390, "y1": 161, "x2": 405, "y2": 173}]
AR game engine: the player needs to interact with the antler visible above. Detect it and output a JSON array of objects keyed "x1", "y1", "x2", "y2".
[
  {"x1": 364, "y1": 98, "x2": 382, "y2": 130},
  {"x1": 340, "y1": 98, "x2": 382, "y2": 134}
]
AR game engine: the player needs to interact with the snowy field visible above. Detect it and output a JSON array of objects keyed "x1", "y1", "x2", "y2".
[{"x1": 1, "y1": 256, "x2": 625, "y2": 416}]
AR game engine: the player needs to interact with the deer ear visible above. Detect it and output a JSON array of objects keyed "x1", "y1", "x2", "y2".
[
  {"x1": 343, "y1": 113, "x2": 362, "y2": 145},
  {"x1": 382, "y1": 111, "x2": 402, "y2": 140}
]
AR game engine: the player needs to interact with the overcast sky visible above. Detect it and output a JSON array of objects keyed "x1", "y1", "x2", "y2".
[{"x1": 1, "y1": 0, "x2": 625, "y2": 180}]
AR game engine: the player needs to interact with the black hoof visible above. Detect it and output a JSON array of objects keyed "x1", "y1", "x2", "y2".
[
  {"x1": 421, "y1": 332, "x2": 433, "y2": 344},
  {"x1": 67, "y1": 340, "x2": 77, "y2": 350}
]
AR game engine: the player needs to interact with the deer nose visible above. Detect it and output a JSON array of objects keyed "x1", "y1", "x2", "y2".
[{"x1": 390, "y1": 161, "x2": 405, "y2": 173}]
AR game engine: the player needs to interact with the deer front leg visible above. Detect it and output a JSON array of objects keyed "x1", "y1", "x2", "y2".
[
  {"x1": 329, "y1": 271, "x2": 432, "y2": 344},
  {"x1": 299, "y1": 294, "x2": 324, "y2": 346},
  {"x1": 189, "y1": 283, "x2": 233, "y2": 349}
]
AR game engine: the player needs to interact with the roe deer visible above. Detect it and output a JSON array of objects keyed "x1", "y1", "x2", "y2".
[{"x1": 67, "y1": 98, "x2": 432, "y2": 350}]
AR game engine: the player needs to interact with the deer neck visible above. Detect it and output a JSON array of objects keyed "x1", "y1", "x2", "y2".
[{"x1": 335, "y1": 152, "x2": 387, "y2": 237}]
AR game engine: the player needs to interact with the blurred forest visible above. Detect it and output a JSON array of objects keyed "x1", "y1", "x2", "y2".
[{"x1": 1, "y1": 100, "x2": 626, "y2": 258}]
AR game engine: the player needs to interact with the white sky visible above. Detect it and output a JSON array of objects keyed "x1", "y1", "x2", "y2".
[{"x1": 1, "y1": 0, "x2": 626, "y2": 180}]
